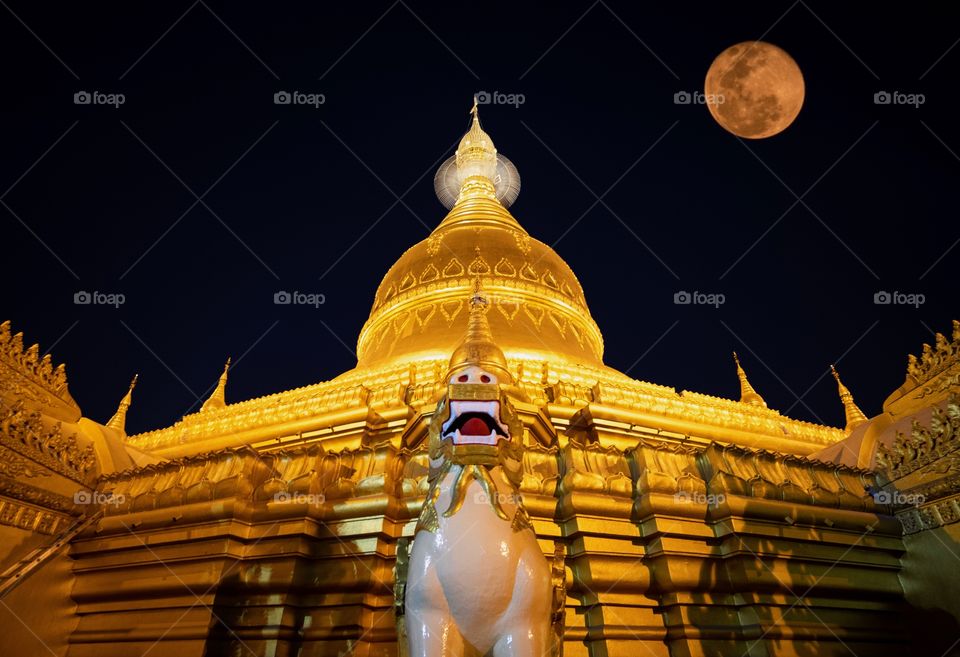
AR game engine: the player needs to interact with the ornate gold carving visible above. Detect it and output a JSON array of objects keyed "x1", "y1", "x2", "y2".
[
  {"x1": 510, "y1": 502, "x2": 532, "y2": 532},
  {"x1": 0, "y1": 321, "x2": 79, "y2": 418},
  {"x1": 877, "y1": 393, "x2": 960, "y2": 479},
  {"x1": 393, "y1": 537, "x2": 409, "y2": 618},
  {"x1": 550, "y1": 541, "x2": 566, "y2": 656},
  {"x1": 0, "y1": 474, "x2": 77, "y2": 514},
  {"x1": 0, "y1": 401, "x2": 94, "y2": 482},
  {"x1": 698, "y1": 443, "x2": 877, "y2": 510},
  {"x1": 0, "y1": 498, "x2": 73, "y2": 535},
  {"x1": 906, "y1": 320, "x2": 960, "y2": 386},
  {"x1": 559, "y1": 440, "x2": 632, "y2": 497},
  {"x1": 628, "y1": 439, "x2": 704, "y2": 496}
]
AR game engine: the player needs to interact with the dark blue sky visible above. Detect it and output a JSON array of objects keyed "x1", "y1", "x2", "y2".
[{"x1": 1, "y1": 1, "x2": 957, "y2": 435}]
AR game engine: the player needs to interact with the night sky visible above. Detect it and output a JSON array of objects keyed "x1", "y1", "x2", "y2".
[{"x1": 1, "y1": 2, "x2": 957, "y2": 436}]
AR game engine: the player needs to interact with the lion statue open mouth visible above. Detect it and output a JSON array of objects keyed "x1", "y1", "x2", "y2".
[
  {"x1": 396, "y1": 286, "x2": 564, "y2": 657},
  {"x1": 441, "y1": 398, "x2": 508, "y2": 446}
]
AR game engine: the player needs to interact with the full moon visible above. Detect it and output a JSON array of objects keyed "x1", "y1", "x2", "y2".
[{"x1": 704, "y1": 41, "x2": 805, "y2": 139}]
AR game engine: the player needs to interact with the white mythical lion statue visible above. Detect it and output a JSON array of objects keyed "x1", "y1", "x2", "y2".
[{"x1": 396, "y1": 288, "x2": 565, "y2": 657}]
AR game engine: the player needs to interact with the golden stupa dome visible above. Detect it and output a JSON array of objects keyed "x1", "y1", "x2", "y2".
[{"x1": 355, "y1": 104, "x2": 604, "y2": 371}]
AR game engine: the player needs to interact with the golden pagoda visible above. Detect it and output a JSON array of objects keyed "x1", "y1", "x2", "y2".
[{"x1": 1, "y1": 105, "x2": 959, "y2": 657}]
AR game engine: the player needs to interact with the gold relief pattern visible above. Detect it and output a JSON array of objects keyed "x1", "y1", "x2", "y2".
[
  {"x1": 594, "y1": 381, "x2": 844, "y2": 446},
  {"x1": 0, "y1": 446, "x2": 44, "y2": 479},
  {"x1": 392, "y1": 311, "x2": 411, "y2": 339},
  {"x1": 698, "y1": 443, "x2": 877, "y2": 510},
  {"x1": 0, "y1": 498, "x2": 73, "y2": 535},
  {"x1": 523, "y1": 304, "x2": 545, "y2": 328},
  {"x1": 439, "y1": 299, "x2": 463, "y2": 324},
  {"x1": 627, "y1": 440, "x2": 704, "y2": 496},
  {"x1": 519, "y1": 262, "x2": 538, "y2": 282},
  {"x1": 494, "y1": 257, "x2": 516, "y2": 277},
  {"x1": 467, "y1": 251, "x2": 490, "y2": 275},
  {"x1": 426, "y1": 233, "x2": 443, "y2": 256},
  {"x1": 542, "y1": 270, "x2": 559, "y2": 290},
  {"x1": 548, "y1": 311, "x2": 566, "y2": 338},
  {"x1": 0, "y1": 321, "x2": 79, "y2": 418},
  {"x1": 519, "y1": 443, "x2": 561, "y2": 496},
  {"x1": 99, "y1": 443, "x2": 408, "y2": 515},
  {"x1": 442, "y1": 258, "x2": 465, "y2": 278},
  {"x1": 0, "y1": 475, "x2": 76, "y2": 514},
  {"x1": 905, "y1": 320, "x2": 960, "y2": 391},
  {"x1": 494, "y1": 297, "x2": 520, "y2": 321},
  {"x1": 414, "y1": 304, "x2": 436, "y2": 329},
  {"x1": 399, "y1": 272, "x2": 416, "y2": 292},
  {"x1": 112, "y1": 432, "x2": 881, "y2": 520},
  {"x1": 877, "y1": 393, "x2": 960, "y2": 479},
  {"x1": 512, "y1": 230, "x2": 531, "y2": 256},
  {"x1": 420, "y1": 263, "x2": 439, "y2": 283},
  {"x1": 0, "y1": 401, "x2": 95, "y2": 483},
  {"x1": 559, "y1": 440, "x2": 632, "y2": 497},
  {"x1": 128, "y1": 355, "x2": 845, "y2": 454}
]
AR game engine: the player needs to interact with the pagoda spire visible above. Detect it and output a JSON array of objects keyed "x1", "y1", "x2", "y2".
[
  {"x1": 447, "y1": 278, "x2": 511, "y2": 383},
  {"x1": 733, "y1": 352, "x2": 767, "y2": 408},
  {"x1": 830, "y1": 365, "x2": 868, "y2": 433},
  {"x1": 106, "y1": 374, "x2": 138, "y2": 435},
  {"x1": 455, "y1": 99, "x2": 498, "y2": 200},
  {"x1": 200, "y1": 358, "x2": 231, "y2": 413}
]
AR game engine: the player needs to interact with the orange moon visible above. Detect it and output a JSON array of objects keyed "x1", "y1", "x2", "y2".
[{"x1": 704, "y1": 41, "x2": 805, "y2": 139}]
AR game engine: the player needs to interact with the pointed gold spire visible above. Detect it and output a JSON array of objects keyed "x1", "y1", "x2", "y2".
[
  {"x1": 200, "y1": 358, "x2": 231, "y2": 413},
  {"x1": 447, "y1": 278, "x2": 511, "y2": 382},
  {"x1": 454, "y1": 98, "x2": 499, "y2": 203},
  {"x1": 830, "y1": 365, "x2": 868, "y2": 433},
  {"x1": 106, "y1": 374, "x2": 138, "y2": 435},
  {"x1": 733, "y1": 352, "x2": 767, "y2": 408}
]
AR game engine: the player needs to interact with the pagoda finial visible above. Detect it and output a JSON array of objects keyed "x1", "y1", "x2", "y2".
[
  {"x1": 733, "y1": 352, "x2": 767, "y2": 408},
  {"x1": 200, "y1": 357, "x2": 231, "y2": 413},
  {"x1": 830, "y1": 365, "x2": 868, "y2": 433},
  {"x1": 433, "y1": 98, "x2": 521, "y2": 211},
  {"x1": 447, "y1": 280, "x2": 511, "y2": 383},
  {"x1": 456, "y1": 97, "x2": 497, "y2": 187},
  {"x1": 106, "y1": 374, "x2": 138, "y2": 435}
]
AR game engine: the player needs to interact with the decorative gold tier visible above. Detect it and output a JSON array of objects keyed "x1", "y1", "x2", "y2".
[{"x1": 357, "y1": 187, "x2": 603, "y2": 370}]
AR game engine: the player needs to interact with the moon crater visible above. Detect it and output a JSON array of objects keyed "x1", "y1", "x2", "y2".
[{"x1": 705, "y1": 41, "x2": 805, "y2": 139}]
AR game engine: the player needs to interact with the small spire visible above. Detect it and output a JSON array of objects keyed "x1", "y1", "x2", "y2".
[
  {"x1": 447, "y1": 279, "x2": 511, "y2": 383},
  {"x1": 106, "y1": 374, "x2": 138, "y2": 435},
  {"x1": 455, "y1": 98, "x2": 498, "y2": 197},
  {"x1": 733, "y1": 352, "x2": 767, "y2": 408},
  {"x1": 830, "y1": 365, "x2": 868, "y2": 433},
  {"x1": 201, "y1": 358, "x2": 231, "y2": 413}
]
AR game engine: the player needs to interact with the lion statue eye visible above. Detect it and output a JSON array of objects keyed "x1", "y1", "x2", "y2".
[
  {"x1": 480, "y1": 374, "x2": 491, "y2": 383},
  {"x1": 458, "y1": 374, "x2": 469, "y2": 382}
]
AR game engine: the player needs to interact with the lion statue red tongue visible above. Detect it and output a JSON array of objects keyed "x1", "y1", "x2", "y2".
[{"x1": 461, "y1": 417, "x2": 489, "y2": 436}]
